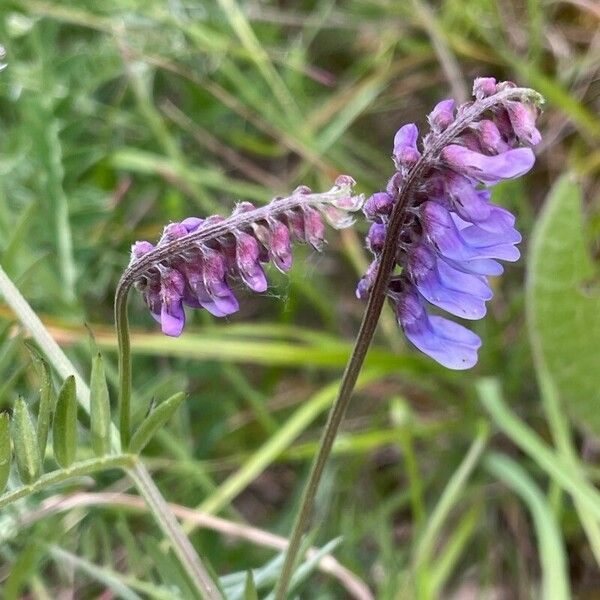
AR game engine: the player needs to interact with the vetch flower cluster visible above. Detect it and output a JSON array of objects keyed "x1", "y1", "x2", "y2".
[
  {"x1": 126, "y1": 177, "x2": 364, "y2": 336},
  {"x1": 357, "y1": 78, "x2": 542, "y2": 369}
]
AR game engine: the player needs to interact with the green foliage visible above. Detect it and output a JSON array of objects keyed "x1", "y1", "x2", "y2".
[
  {"x1": 0, "y1": 0, "x2": 598, "y2": 597},
  {"x1": 129, "y1": 391, "x2": 186, "y2": 454},
  {"x1": 52, "y1": 375, "x2": 77, "y2": 468},
  {"x1": 0, "y1": 411, "x2": 12, "y2": 492},
  {"x1": 12, "y1": 397, "x2": 41, "y2": 484},
  {"x1": 90, "y1": 353, "x2": 111, "y2": 456},
  {"x1": 527, "y1": 176, "x2": 600, "y2": 436}
]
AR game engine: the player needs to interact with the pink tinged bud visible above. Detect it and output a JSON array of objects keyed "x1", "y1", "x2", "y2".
[
  {"x1": 441, "y1": 144, "x2": 535, "y2": 185},
  {"x1": 472, "y1": 77, "x2": 497, "y2": 100},
  {"x1": 473, "y1": 120, "x2": 510, "y2": 154},
  {"x1": 505, "y1": 101, "x2": 541, "y2": 146},
  {"x1": 428, "y1": 99, "x2": 455, "y2": 132},
  {"x1": 184, "y1": 253, "x2": 239, "y2": 317},
  {"x1": 233, "y1": 202, "x2": 256, "y2": 215},
  {"x1": 160, "y1": 269, "x2": 186, "y2": 337},
  {"x1": 161, "y1": 222, "x2": 188, "y2": 242},
  {"x1": 181, "y1": 217, "x2": 204, "y2": 232},
  {"x1": 386, "y1": 172, "x2": 404, "y2": 195},
  {"x1": 364, "y1": 192, "x2": 394, "y2": 223},
  {"x1": 356, "y1": 260, "x2": 379, "y2": 299},
  {"x1": 293, "y1": 185, "x2": 312, "y2": 195},
  {"x1": 268, "y1": 219, "x2": 293, "y2": 272},
  {"x1": 286, "y1": 209, "x2": 306, "y2": 242},
  {"x1": 366, "y1": 223, "x2": 386, "y2": 254},
  {"x1": 334, "y1": 174, "x2": 356, "y2": 188},
  {"x1": 235, "y1": 232, "x2": 268, "y2": 292},
  {"x1": 393, "y1": 124, "x2": 421, "y2": 168},
  {"x1": 303, "y1": 207, "x2": 326, "y2": 250},
  {"x1": 132, "y1": 240, "x2": 154, "y2": 260},
  {"x1": 321, "y1": 204, "x2": 355, "y2": 229}
]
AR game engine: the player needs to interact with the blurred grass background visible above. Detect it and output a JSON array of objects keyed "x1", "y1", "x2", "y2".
[{"x1": 0, "y1": 0, "x2": 599, "y2": 598}]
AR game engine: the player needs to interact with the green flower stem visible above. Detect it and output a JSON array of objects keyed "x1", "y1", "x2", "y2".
[
  {"x1": 127, "y1": 461, "x2": 223, "y2": 600},
  {"x1": 0, "y1": 454, "x2": 135, "y2": 511},
  {"x1": 115, "y1": 291, "x2": 132, "y2": 449},
  {"x1": 0, "y1": 455, "x2": 221, "y2": 600},
  {"x1": 273, "y1": 86, "x2": 542, "y2": 600}
]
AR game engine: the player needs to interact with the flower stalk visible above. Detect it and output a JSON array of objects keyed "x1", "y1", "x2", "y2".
[
  {"x1": 115, "y1": 179, "x2": 363, "y2": 447},
  {"x1": 273, "y1": 83, "x2": 543, "y2": 599}
]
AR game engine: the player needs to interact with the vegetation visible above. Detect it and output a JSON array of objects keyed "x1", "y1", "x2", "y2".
[{"x1": 0, "y1": 1, "x2": 599, "y2": 597}]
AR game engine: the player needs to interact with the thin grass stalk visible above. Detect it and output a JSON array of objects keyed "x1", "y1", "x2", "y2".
[{"x1": 273, "y1": 86, "x2": 541, "y2": 600}]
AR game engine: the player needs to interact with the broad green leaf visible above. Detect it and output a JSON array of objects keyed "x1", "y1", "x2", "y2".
[
  {"x1": 129, "y1": 392, "x2": 186, "y2": 454},
  {"x1": 12, "y1": 397, "x2": 42, "y2": 484},
  {"x1": 90, "y1": 353, "x2": 111, "y2": 457},
  {"x1": 527, "y1": 175, "x2": 600, "y2": 435},
  {"x1": 53, "y1": 376, "x2": 77, "y2": 467},
  {"x1": 0, "y1": 412, "x2": 11, "y2": 492}
]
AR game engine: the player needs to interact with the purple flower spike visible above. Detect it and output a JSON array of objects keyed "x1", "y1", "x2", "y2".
[
  {"x1": 357, "y1": 77, "x2": 542, "y2": 369},
  {"x1": 127, "y1": 177, "x2": 364, "y2": 335},
  {"x1": 235, "y1": 232, "x2": 268, "y2": 292}
]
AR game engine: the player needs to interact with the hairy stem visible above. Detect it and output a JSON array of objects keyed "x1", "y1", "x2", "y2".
[
  {"x1": 0, "y1": 455, "x2": 135, "y2": 511},
  {"x1": 273, "y1": 86, "x2": 540, "y2": 600},
  {"x1": 114, "y1": 183, "x2": 357, "y2": 449}
]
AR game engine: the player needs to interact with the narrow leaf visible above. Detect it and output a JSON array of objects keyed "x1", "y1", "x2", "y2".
[
  {"x1": 244, "y1": 571, "x2": 258, "y2": 600},
  {"x1": 12, "y1": 397, "x2": 42, "y2": 484},
  {"x1": 90, "y1": 353, "x2": 111, "y2": 457},
  {"x1": 36, "y1": 356, "x2": 56, "y2": 460},
  {"x1": 129, "y1": 392, "x2": 186, "y2": 454},
  {"x1": 25, "y1": 341, "x2": 56, "y2": 442},
  {"x1": 53, "y1": 376, "x2": 77, "y2": 467},
  {"x1": 0, "y1": 412, "x2": 12, "y2": 493}
]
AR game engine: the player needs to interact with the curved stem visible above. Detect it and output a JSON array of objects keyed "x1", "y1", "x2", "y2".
[
  {"x1": 273, "y1": 86, "x2": 540, "y2": 600},
  {"x1": 114, "y1": 181, "x2": 361, "y2": 450}
]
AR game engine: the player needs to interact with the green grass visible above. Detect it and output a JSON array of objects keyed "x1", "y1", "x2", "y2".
[{"x1": 0, "y1": 0, "x2": 599, "y2": 597}]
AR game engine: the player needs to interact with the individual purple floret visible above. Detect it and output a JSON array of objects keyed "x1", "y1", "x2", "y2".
[
  {"x1": 357, "y1": 77, "x2": 542, "y2": 369},
  {"x1": 128, "y1": 177, "x2": 364, "y2": 336}
]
